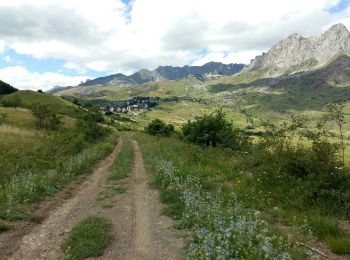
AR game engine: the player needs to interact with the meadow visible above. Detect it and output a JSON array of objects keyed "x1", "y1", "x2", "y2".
[
  {"x1": 0, "y1": 93, "x2": 118, "y2": 221},
  {"x1": 136, "y1": 110, "x2": 350, "y2": 258}
]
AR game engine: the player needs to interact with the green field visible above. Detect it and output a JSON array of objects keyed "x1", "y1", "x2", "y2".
[{"x1": 0, "y1": 92, "x2": 118, "y2": 220}]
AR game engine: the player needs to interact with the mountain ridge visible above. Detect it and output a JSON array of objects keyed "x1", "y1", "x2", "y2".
[
  {"x1": 77, "y1": 61, "x2": 244, "y2": 87},
  {"x1": 244, "y1": 23, "x2": 350, "y2": 76}
]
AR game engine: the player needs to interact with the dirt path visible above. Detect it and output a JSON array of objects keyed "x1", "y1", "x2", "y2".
[
  {"x1": 9, "y1": 138, "x2": 183, "y2": 260},
  {"x1": 102, "y1": 140, "x2": 183, "y2": 259},
  {"x1": 9, "y1": 139, "x2": 123, "y2": 260}
]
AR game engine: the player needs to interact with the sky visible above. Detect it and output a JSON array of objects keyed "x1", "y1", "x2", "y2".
[{"x1": 0, "y1": 0, "x2": 349, "y2": 91}]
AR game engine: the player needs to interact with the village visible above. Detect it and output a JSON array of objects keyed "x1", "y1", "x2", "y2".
[{"x1": 99, "y1": 96, "x2": 180, "y2": 114}]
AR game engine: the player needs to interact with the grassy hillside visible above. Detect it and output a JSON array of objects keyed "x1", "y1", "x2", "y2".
[
  {"x1": 0, "y1": 90, "x2": 85, "y2": 117},
  {"x1": 0, "y1": 99, "x2": 117, "y2": 220},
  {"x1": 55, "y1": 77, "x2": 210, "y2": 101}
]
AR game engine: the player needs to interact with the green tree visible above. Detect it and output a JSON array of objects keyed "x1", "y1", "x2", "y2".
[
  {"x1": 145, "y1": 119, "x2": 174, "y2": 137},
  {"x1": 76, "y1": 113, "x2": 109, "y2": 142},
  {"x1": 182, "y1": 110, "x2": 246, "y2": 149},
  {"x1": 31, "y1": 105, "x2": 62, "y2": 130},
  {"x1": 327, "y1": 103, "x2": 345, "y2": 165}
]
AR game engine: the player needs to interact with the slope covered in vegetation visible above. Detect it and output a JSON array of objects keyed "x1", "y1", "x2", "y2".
[{"x1": 0, "y1": 80, "x2": 18, "y2": 95}]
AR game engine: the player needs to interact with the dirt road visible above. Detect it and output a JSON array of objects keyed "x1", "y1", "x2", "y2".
[
  {"x1": 7, "y1": 138, "x2": 183, "y2": 259},
  {"x1": 98, "y1": 140, "x2": 183, "y2": 259}
]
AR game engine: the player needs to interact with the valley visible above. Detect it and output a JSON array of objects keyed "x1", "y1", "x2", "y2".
[{"x1": 1, "y1": 21, "x2": 350, "y2": 259}]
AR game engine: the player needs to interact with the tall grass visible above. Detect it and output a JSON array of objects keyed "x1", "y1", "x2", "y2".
[
  {"x1": 136, "y1": 133, "x2": 305, "y2": 259},
  {"x1": 0, "y1": 123, "x2": 118, "y2": 220}
]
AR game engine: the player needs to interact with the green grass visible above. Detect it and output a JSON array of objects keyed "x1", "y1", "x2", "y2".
[
  {"x1": 0, "y1": 223, "x2": 11, "y2": 233},
  {"x1": 96, "y1": 138, "x2": 133, "y2": 204},
  {"x1": 0, "y1": 105, "x2": 118, "y2": 220},
  {"x1": 135, "y1": 133, "x2": 306, "y2": 258},
  {"x1": 135, "y1": 132, "x2": 350, "y2": 257},
  {"x1": 1, "y1": 90, "x2": 84, "y2": 117},
  {"x1": 159, "y1": 190, "x2": 183, "y2": 220},
  {"x1": 61, "y1": 217, "x2": 113, "y2": 260},
  {"x1": 326, "y1": 237, "x2": 350, "y2": 254},
  {"x1": 108, "y1": 138, "x2": 134, "y2": 181},
  {"x1": 308, "y1": 216, "x2": 344, "y2": 239}
]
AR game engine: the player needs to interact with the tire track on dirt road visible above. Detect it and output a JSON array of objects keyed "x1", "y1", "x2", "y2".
[{"x1": 9, "y1": 138, "x2": 123, "y2": 260}]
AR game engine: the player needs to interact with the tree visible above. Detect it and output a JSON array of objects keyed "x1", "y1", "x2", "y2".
[
  {"x1": 31, "y1": 105, "x2": 62, "y2": 130},
  {"x1": 327, "y1": 103, "x2": 345, "y2": 165},
  {"x1": 145, "y1": 119, "x2": 174, "y2": 137},
  {"x1": 182, "y1": 110, "x2": 246, "y2": 149},
  {"x1": 76, "y1": 113, "x2": 109, "y2": 142}
]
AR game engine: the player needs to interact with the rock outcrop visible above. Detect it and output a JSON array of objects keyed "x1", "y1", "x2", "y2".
[{"x1": 244, "y1": 23, "x2": 350, "y2": 76}]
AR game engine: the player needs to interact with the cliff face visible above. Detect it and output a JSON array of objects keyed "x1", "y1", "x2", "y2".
[{"x1": 244, "y1": 23, "x2": 350, "y2": 76}]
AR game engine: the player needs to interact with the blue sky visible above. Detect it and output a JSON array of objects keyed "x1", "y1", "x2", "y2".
[
  {"x1": 0, "y1": 0, "x2": 349, "y2": 90},
  {"x1": 328, "y1": 0, "x2": 350, "y2": 13}
]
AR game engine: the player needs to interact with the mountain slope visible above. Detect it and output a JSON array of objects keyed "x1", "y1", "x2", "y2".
[
  {"x1": 0, "y1": 90, "x2": 83, "y2": 116},
  {"x1": 153, "y1": 62, "x2": 244, "y2": 80},
  {"x1": 77, "y1": 62, "x2": 244, "y2": 87},
  {"x1": 0, "y1": 80, "x2": 18, "y2": 95},
  {"x1": 244, "y1": 23, "x2": 350, "y2": 76},
  {"x1": 47, "y1": 86, "x2": 74, "y2": 94},
  {"x1": 80, "y1": 73, "x2": 137, "y2": 86}
]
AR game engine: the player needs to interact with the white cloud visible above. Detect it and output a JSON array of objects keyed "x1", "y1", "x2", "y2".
[
  {"x1": 63, "y1": 61, "x2": 87, "y2": 75},
  {"x1": 4, "y1": 55, "x2": 12, "y2": 62},
  {"x1": 0, "y1": 66, "x2": 89, "y2": 91},
  {"x1": 86, "y1": 61, "x2": 111, "y2": 72},
  {"x1": 192, "y1": 50, "x2": 264, "y2": 66},
  {"x1": 0, "y1": 0, "x2": 348, "y2": 86},
  {"x1": 0, "y1": 40, "x2": 5, "y2": 53}
]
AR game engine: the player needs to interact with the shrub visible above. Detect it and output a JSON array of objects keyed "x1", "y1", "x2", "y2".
[
  {"x1": 31, "y1": 105, "x2": 62, "y2": 130},
  {"x1": 257, "y1": 117, "x2": 350, "y2": 214},
  {"x1": 182, "y1": 110, "x2": 247, "y2": 150},
  {"x1": 145, "y1": 119, "x2": 174, "y2": 137},
  {"x1": 76, "y1": 112, "x2": 110, "y2": 142}
]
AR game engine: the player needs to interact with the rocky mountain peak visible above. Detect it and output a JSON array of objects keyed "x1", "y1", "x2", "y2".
[
  {"x1": 325, "y1": 23, "x2": 350, "y2": 35},
  {"x1": 244, "y1": 23, "x2": 350, "y2": 76}
]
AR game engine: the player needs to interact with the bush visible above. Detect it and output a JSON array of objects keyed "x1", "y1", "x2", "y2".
[
  {"x1": 182, "y1": 110, "x2": 247, "y2": 150},
  {"x1": 145, "y1": 119, "x2": 174, "y2": 137},
  {"x1": 76, "y1": 112, "x2": 110, "y2": 142},
  {"x1": 256, "y1": 117, "x2": 350, "y2": 214},
  {"x1": 31, "y1": 105, "x2": 62, "y2": 130}
]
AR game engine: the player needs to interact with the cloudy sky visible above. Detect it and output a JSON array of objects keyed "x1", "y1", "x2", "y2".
[{"x1": 0, "y1": 0, "x2": 349, "y2": 90}]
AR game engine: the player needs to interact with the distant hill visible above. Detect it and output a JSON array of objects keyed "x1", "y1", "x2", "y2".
[
  {"x1": 0, "y1": 80, "x2": 18, "y2": 95},
  {"x1": 47, "y1": 86, "x2": 74, "y2": 94},
  {"x1": 80, "y1": 73, "x2": 138, "y2": 87},
  {"x1": 78, "y1": 61, "x2": 244, "y2": 87},
  {"x1": 152, "y1": 62, "x2": 244, "y2": 81},
  {"x1": 244, "y1": 23, "x2": 350, "y2": 76},
  {"x1": 0, "y1": 90, "x2": 82, "y2": 116}
]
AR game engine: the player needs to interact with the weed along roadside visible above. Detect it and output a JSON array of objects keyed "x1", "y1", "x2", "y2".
[
  {"x1": 5, "y1": 138, "x2": 123, "y2": 259},
  {"x1": 135, "y1": 111, "x2": 350, "y2": 259}
]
